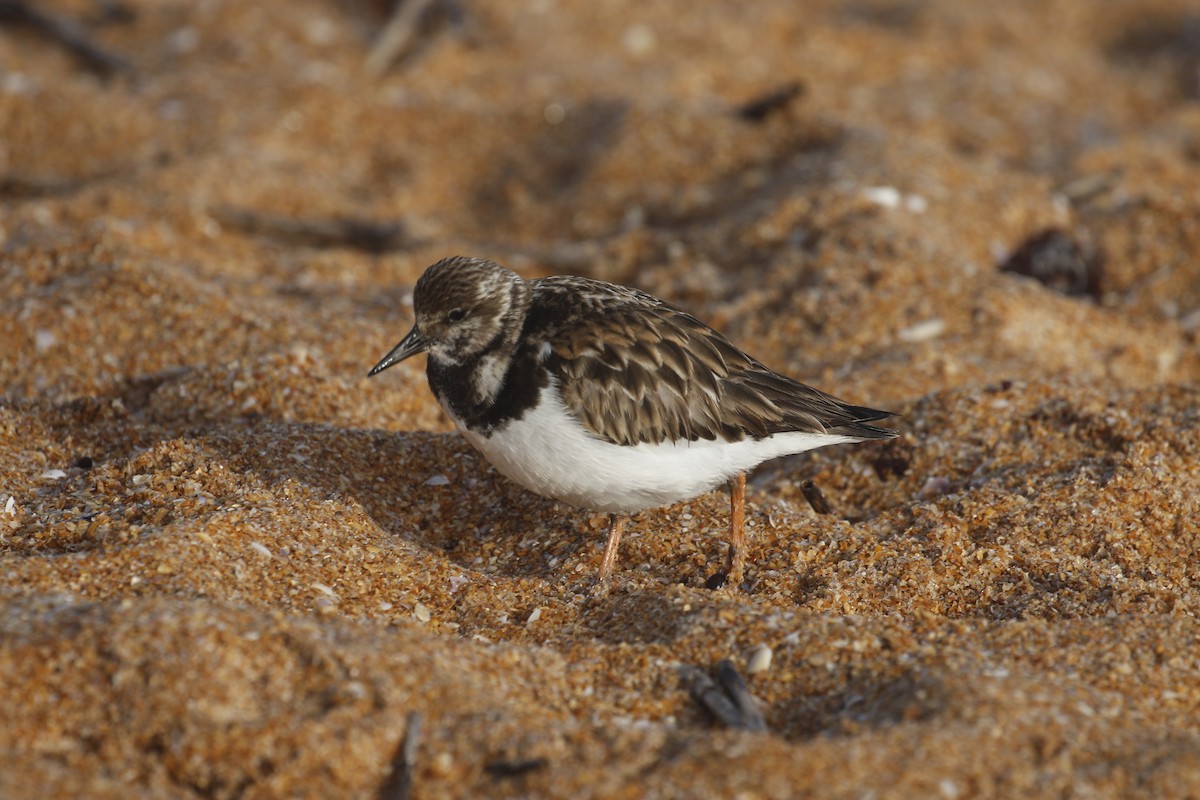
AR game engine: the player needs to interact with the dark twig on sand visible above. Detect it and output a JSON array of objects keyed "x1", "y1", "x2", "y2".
[
  {"x1": 365, "y1": 0, "x2": 440, "y2": 76},
  {"x1": 735, "y1": 81, "x2": 805, "y2": 122},
  {"x1": 484, "y1": 757, "x2": 549, "y2": 778},
  {"x1": 0, "y1": 173, "x2": 83, "y2": 199},
  {"x1": 92, "y1": 0, "x2": 137, "y2": 26},
  {"x1": 211, "y1": 206, "x2": 414, "y2": 253},
  {"x1": 377, "y1": 711, "x2": 423, "y2": 800},
  {"x1": 800, "y1": 480, "x2": 832, "y2": 515},
  {"x1": 681, "y1": 659, "x2": 767, "y2": 733},
  {"x1": 0, "y1": 0, "x2": 131, "y2": 76}
]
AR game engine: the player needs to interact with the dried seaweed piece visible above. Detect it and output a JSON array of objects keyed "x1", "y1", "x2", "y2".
[
  {"x1": 681, "y1": 658, "x2": 767, "y2": 732},
  {"x1": 377, "y1": 711, "x2": 422, "y2": 800},
  {"x1": 801, "y1": 480, "x2": 832, "y2": 515},
  {"x1": 735, "y1": 81, "x2": 805, "y2": 122},
  {"x1": 211, "y1": 206, "x2": 414, "y2": 253},
  {"x1": 999, "y1": 228, "x2": 1103, "y2": 299},
  {"x1": 0, "y1": 0, "x2": 131, "y2": 76},
  {"x1": 1105, "y1": 12, "x2": 1200, "y2": 100}
]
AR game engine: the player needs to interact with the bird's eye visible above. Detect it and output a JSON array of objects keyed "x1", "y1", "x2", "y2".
[{"x1": 447, "y1": 308, "x2": 467, "y2": 323}]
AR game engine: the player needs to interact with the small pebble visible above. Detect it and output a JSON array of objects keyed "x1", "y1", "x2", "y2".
[
  {"x1": 414, "y1": 603, "x2": 432, "y2": 623},
  {"x1": 622, "y1": 24, "x2": 656, "y2": 56},
  {"x1": 863, "y1": 186, "x2": 901, "y2": 209},
  {"x1": 898, "y1": 318, "x2": 946, "y2": 343},
  {"x1": 431, "y1": 752, "x2": 455, "y2": 777},
  {"x1": 746, "y1": 644, "x2": 773, "y2": 675},
  {"x1": 919, "y1": 476, "x2": 953, "y2": 498}
]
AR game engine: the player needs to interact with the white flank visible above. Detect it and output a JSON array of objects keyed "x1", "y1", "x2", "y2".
[{"x1": 454, "y1": 384, "x2": 858, "y2": 514}]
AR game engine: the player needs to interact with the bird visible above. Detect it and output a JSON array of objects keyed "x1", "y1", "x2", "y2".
[{"x1": 369, "y1": 256, "x2": 897, "y2": 590}]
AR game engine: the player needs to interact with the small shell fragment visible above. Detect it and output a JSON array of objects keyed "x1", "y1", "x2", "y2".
[
  {"x1": 746, "y1": 644, "x2": 773, "y2": 675},
  {"x1": 898, "y1": 318, "x2": 946, "y2": 343},
  {"x1": 863, "y1": 186, "x2": 901, "y2": 209}
]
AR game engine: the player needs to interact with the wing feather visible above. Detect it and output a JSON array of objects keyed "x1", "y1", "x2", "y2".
[{"x1": 529, "y1": 277, "x2": 895, "y2": 446}]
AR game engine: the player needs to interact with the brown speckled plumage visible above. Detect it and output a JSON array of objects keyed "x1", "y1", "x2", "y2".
[{"x1": 532, "y1": 276, "x2": 894, "y2": 446}]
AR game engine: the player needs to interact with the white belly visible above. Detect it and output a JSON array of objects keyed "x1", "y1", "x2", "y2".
[{"x1": 451, "y1": 384, "x2": 856, "y2": 514}]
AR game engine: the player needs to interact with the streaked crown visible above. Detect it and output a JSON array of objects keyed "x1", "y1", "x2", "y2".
[{"x1": 412, "y1": 256, "x2": 530, "y2": 365}]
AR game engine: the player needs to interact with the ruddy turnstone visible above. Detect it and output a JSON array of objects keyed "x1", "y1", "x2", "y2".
[{"x1": 369, "y1": 256, "x2": 896, "y2": 589}]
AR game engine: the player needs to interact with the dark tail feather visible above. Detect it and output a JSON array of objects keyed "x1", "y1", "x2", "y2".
[
  {"x1": 838, "y1": 403, "x2": 899, "y2": 440},
  {"x1": 843, "y1": 402, "x2": 895, "y2": 423},
  {"x1": 845, "y1": 422, "x2": 899, "y2": 440}
]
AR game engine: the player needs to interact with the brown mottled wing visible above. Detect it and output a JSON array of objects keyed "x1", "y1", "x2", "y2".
[{"x1": 531, "y1": 278, "x2": 895, "y2": 446}]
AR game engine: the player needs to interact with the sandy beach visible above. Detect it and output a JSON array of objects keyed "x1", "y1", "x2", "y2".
[{"x1": 3, "y1": 1, "x2": 1200, "y2": 797}]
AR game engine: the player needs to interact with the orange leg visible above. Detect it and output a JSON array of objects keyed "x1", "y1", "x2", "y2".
[
  {"x1": 598, "y1": 513, "x2": 628, "y2": 586},
  {"x1": 726, "y1": 473, "x2": 747, "y2": 587}
]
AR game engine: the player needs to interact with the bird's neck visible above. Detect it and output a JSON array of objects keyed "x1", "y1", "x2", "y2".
[{"x1": 427, "y1": 337, "x2": 547, "y2": 437}]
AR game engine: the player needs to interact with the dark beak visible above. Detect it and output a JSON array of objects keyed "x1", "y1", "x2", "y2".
[{"x1": 368, "y1": 325, "x2": 427, "y2": 376}]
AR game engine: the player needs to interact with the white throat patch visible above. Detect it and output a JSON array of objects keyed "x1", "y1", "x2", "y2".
[{"x1": 474, "y1": 351, "x2": 509, "y2": 403}]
